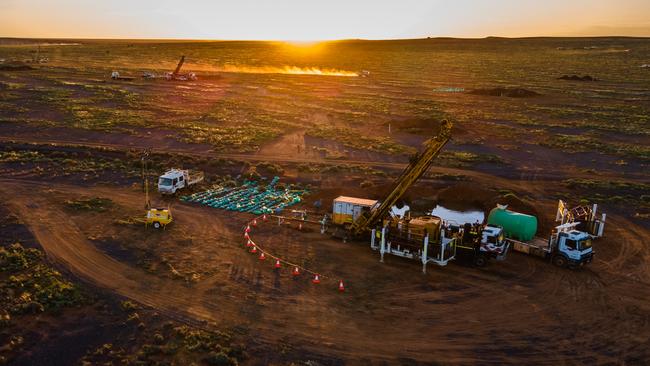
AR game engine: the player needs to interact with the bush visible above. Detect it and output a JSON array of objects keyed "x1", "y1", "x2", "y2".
[
  {"x1": 360, "y1": 180, "x2": 373, "y2": 188},
  {"x1": 153, "y1": 333, "x2": 165, "y2": 344},
  {"x1": 0, "y1": 243, "x2": 42, "y2": 271},
  {"x1": 204, "y1": 352, "x2": 238, "y2": 366},
  {"x1": 222, "y1": 179, "x2": 238, "y2": 188},
  {"x1": 65, "y1": 197, "x2": 113, "y2": 212},
  {"x1": 242, "y1": 170, "x2": 261, "y2": 181},
  {"x1": 120, "y1": 300, "x2": 138, "y2": 312},
  {"x1": 256, "y1": 162, "x2": 284, "y2": 175}
]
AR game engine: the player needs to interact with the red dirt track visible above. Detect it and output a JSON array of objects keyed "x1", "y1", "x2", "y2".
[{"x1": 2, "y1": 179, "x2": 649, "y2": 364}]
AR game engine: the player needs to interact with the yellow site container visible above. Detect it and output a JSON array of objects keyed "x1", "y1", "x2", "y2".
[{"x1": 332, "y1": 196, "x2": 378, "y2": 226}]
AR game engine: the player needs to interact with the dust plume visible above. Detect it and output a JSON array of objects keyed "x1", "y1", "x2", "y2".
[{"x1": 214, "y1": 65, "x2": 358, "y2": 77}]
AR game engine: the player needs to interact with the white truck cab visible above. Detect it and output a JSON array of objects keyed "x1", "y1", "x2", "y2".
[
  {"x1": 554, "y1": 229, "x2": 593, "y2": 266},
  {"x1": 158, "y1": 169, "x2": 204, "y2": 195},
  {"x1": 480, "y1": 225, "x2": 509, "y2": 260}
]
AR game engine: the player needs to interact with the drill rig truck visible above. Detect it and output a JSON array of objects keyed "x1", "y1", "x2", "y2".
[{"x1": 327, "y1": 120, "x2": 509, "y2": 272}]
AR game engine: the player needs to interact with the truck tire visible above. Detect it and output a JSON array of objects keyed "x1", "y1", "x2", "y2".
[
  {"x1": 474, "y1": 255, "x2": 488, "y2": 267},
  {"x1": 552, "y1": 255, "x2": 567, "y2": 268},
  {"x1": 153, "y1": 221, "x2": 161, "y2": 229}
]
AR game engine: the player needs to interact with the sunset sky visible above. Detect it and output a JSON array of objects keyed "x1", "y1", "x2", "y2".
[{"x1": 1, "y1": 0, "x2": 649, "y2": 40}]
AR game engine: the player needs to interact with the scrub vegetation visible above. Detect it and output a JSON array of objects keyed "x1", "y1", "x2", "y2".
[
  {"x1": 1, "y1": 37, "x2": 649, "y2": 365},
  {"x1": 0, "y1": 243, "x2": 85, "y2": 314}
]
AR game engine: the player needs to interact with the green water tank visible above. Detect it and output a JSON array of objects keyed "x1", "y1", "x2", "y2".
[{"x1": 487, "y1": 206, "x2": 537, "y2": 241}]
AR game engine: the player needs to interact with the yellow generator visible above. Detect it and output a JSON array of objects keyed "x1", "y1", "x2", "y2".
[
  {"x1": 332, "y1": 196, "x2": 378, "y2": 226},
  {"x1": 146, "y1": 208, "x2": 173, "y2": 229}
]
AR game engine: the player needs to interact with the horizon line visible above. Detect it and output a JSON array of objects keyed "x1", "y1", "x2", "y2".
[{"x1": 1, "y1": 35, "x2": 650, "y2": 43}]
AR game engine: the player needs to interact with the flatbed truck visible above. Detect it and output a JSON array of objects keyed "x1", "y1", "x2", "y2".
[
  {"x1": 507, "y1": 223, "x2": 593, "y2": 268},
  {"x1": 490, "y1": 201, "x2": 605, "y2": 268}
]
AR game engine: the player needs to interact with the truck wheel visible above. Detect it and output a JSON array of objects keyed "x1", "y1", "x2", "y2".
[
  {"x1": 153, "y1": 222, "x2": 161, "y2": 229},
  {"x1": 474, "y1": 255, "x2": 488, "y2": 267},
  {"x1": 552, "y1": 255, "x2": 567, "y2": 268}
]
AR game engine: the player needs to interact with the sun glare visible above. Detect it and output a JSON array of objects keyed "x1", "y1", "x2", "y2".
[
  {"x1": 284, "y1": 40, "x2": 323, "y2": 46},
  {"x1": 280, "y1": 40, "x2": 329, "y2": 55}
]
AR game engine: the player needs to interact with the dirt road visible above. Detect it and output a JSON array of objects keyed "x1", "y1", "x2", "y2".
[{"x1": 2, "y1": 179, "x2": 650, "y2": 364}]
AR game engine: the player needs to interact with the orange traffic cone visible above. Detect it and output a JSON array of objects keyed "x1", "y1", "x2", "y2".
[
  {"x1": 338, "y1": 280, "x2": 345, "y2": 292},
  {"x1": 312, "y1": 274, "x2": 321, "y2": 284},
  {"x1": 245, "y1": 225, "x2": 251, "y2": 233},
  {"x1": 250, "y1": 246, "x2": 257, "y2": 254},
  {"x1": 246, "y1": 239, "x2": 253, "y2": 247},
  {"x1": 262, "y1": 214, "x2": 267, "y2": 221},
  {"x1": 244, "y1": 232, "x2": 250, "y2": 239},
  {"x1": 259, "y1": 252, "x2": 266, "y2": 260},
  {"x1": 292, "y1": 267, "x2": 300, "y2": 276},
  {"x1": 252, "y1": 219, "x2": 257, "y2": 227},
  {"x1": 275, "y1": 259, "x2": 281, "y2": 269}
]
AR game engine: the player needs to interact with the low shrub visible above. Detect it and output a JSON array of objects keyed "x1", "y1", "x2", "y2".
[
  {"x1": 0, "y1": 243, "x2": 85, "y2": 314},
  {"x1": 65, "y1": 197, "x2": 113, "y2": 212}
]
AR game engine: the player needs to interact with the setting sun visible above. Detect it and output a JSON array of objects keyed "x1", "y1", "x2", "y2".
[{"x1": 2, "y1": 0, "x2": 649, "y2": 39}]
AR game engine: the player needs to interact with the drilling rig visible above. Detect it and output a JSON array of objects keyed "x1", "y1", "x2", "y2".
[
  {"x1": 338, "y1": 120, "x2": 453, "y2": 237},
  {"x1": 329, "y1": 120, "x2": 509, "y2": 270},
  {"x1": 165, "y1": 55, "x2": 197, "y2": 81}
]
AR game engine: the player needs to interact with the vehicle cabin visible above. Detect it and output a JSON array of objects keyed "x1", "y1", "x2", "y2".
[
  {"x1": 158, "y1": 168, "x2": 204, "y2": 195},
  {"x1": 332, "y1": 196, "x2": 378, "y2": 226},
  {"x1": 158, "y1": 169, "x2": 186, "y2": 194},
  {"x1": 559, "y1": 230, "x2": 592, "y2": 251}
]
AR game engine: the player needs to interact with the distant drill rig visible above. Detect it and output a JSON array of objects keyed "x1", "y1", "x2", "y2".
[{"x1": 141, "y1": 55, "x2": 197, "y2": 81}]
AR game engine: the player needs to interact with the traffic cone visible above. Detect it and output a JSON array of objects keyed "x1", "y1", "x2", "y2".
[
  {"x1": 250, "y1": 246, "x2": 257, "y2": 254},
  {"x1": 338, "y1": 280, "x2": 345, "y2": 292},
  {"x1": 245, "y1": 225, "x2": 251, "y2": 233},
  {"x1": 259, "y1": 252, "x2": 266, "y2": 260},
  {"x1": 298, "y1": 223, "x2": 302, "y2": 230},
  {"x1": 292, "y1": 267, "x2": 300, "y2": 276},
  {"x1": 246, "y1": 239, "x2": 253, "y2": 247},
  {"x1": 312, "y1": 274, "x2": 321, "y2": 284},
  {"x1": 252, "y1": 219, "x2": 257, "y2": 227},
  {"x1": 275, "y1": 259, "x2": 281, "y2": 269},
  {"x1": 262, "y1": 214, "x2": 267, "y2": 221},
  {"x1": 244, "y1": 232, "x2": 249, "y2": 239}
]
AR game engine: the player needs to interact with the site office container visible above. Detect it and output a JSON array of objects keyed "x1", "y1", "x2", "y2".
[{"x1": 332, "y1": 196, "x2": 378, "y2": 226}]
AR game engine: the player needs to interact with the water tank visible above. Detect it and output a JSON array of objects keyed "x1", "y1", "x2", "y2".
[{"x1": 487, "y1": 205, "x2": 537, "y2": 241}]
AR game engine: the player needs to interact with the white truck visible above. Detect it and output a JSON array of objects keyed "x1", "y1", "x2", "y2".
[
  {"x1": 157, "y1": 169, "x2": 204, "y2": 194},
  {"x1": 507, "y1": 223, "x2": 595, "y2": 268},
  {"x1": 491, "y1": 201, "x2": 605, "y2": 268}
]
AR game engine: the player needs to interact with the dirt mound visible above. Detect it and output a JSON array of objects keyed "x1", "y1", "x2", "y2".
[
  {"x1": 558, "y1": 74, "x2": 596, "y2": 81},
  {"x1": 435, "y1": 183, "x2": 495, "y2": 211},
  {"x1": 0, "y1": 61, "x2": 34, "y2": 71},
  {"x1": 468, "y1": 87, "x2": 539, "y2": 98}
]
